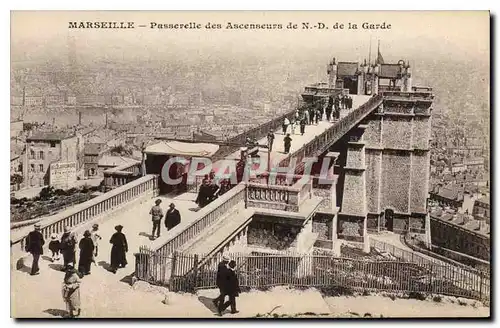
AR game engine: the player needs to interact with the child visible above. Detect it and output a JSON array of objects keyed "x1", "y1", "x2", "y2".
[
  {"x1": 90, "y1": 224, "x2": 102, "y2": 264},
  {"x1": 48, "y1": 233, "x2": 61, "y2": 262}
]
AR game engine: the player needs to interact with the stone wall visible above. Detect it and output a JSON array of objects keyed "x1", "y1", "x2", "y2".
[
  {"x1": 341, "y1": 171, "x2": 366, "y2": 215},
  {"x1": 365, "y1": 150, "x2": 381, "y2": 213},
  {"x1": 312, "y1": 213, "x2": 333, "y2": 240},
  {"x1": 412, "y1": 117, "x2": 431, "y2": 149},
  {"x1": 363, "y1": 118, "x2": 382, "y2": 147},
  {"x1": 381, "y1": 150, "x2": 411, "y2": 213},
  {"x1": 382, "y1": 116, "x2": 412, "y2": 149},
  {"x1": 410, "y1": 151, "x2": 429, "y2": 213},
  {"x1": 247, "y1": 219, "x2": 300, "y2": 251}
]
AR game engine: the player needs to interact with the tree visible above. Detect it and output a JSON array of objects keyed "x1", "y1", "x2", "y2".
[{"x1": 10, "y1": 174, "x2": 23, "y2": 185}]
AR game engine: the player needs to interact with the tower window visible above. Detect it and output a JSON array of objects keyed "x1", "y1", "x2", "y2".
[
  {"x1": 39, "y1": 164, "x2": 44, "y2": 172},
  {"x1": 39, "y1": 151, "x2": 44, "y2": 160}
]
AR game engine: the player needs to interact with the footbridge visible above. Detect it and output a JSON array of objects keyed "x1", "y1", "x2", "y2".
[{"x1": 11, "y1": 90, "x2": 444, "y2": 317}]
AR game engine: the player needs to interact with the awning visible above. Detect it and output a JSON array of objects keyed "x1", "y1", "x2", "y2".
[{"x1": 145, "y1": 141, "x2": 219, "y2": 158}]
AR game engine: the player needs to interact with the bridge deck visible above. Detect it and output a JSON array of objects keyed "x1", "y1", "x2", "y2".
[{"x1": 217, "y1": 95, "x2": 371, "y2": 171}]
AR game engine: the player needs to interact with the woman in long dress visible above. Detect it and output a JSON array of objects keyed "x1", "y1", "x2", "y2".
[
  {"x1": 110, "y1": 225, "x2": 128, "y2": 274},
  {"x1": 62, "y1": 264, "x2": 81, "y2": 318},
  {"x1": 60, "y1": 226, "x2": 77, "y2": 271},
  {"x1": 78, "y1": 230, "x2": 94, "y2": 275}
]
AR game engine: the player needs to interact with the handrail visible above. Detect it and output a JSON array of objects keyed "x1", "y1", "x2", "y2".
[
  {"x1": 151, "y1": 184, "x2": 247, "y2": 259},
  {"x1": 211, "y1": 107, "x2": 298, "y2": 162},
  {"x1": 11, "y1": 174, "x2": 158, "y2": 250}
]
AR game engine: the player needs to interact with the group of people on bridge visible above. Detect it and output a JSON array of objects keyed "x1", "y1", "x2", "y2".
[
  {"x1": 24, "y1": 222, "x2": 130, "y2": 317},
  {"x1": 278, "y1": 93, "x2": 353, "y2": 154},
  {"x1": 195, "y1": 172, "x2": 233, "y2": 208},
  {"x1": 149, "y1": 199, "x2": 182, "y2": 240}
]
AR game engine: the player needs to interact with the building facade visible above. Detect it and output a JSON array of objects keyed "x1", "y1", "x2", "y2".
[
  {"x1": 25, "y1": 132, "x2": 83, "y2": 188},
  {"x1": 430, "y1": 213, "x2": 490, "y2": 262},
  {"x1": 84, "y1": 143, "x2": 107, "y2": 178},
  {"x1": 473, "y1": 196, "x2": 490, "y2": 222}
]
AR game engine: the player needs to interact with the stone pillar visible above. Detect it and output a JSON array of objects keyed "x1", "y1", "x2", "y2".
[
  {"x1": 339, "y1": 124, "x2": 369, "y2": 252},
  {"x1": 424, "y1": 212, "x2": 432, "y2": 249}
]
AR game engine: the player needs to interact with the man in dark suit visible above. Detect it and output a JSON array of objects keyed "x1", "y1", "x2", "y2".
[
  {"x1": 212, "y1": 255, "x2": 230, "y2": 310},
  {"x1": 218, "y1": 260, "x2": 241, "y2": 315},
  {"x1": 25, "y1": 223, "x2": 45, "y2": 276},
  {"x1": 165, "y1": 203, "x2": 181, "y2": 231}
]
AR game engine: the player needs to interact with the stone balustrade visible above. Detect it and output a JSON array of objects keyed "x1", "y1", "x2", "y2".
[
  {"x1": 154, "y1": 184, "x2": 247, "y2": 260},
  {"x1": 11, "y1": 174, "x2": 158, "y2": 252},
  {"x1": 245, "y1": 182, "x2": 303, "y2": 212}
]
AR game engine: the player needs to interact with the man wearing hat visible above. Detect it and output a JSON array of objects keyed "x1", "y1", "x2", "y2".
[
  {"x1": 165, "y1": 203, "x2": 181, "y2": 231},
  {"x1": 25, "y1": 223, "x2": 45, "y2": 275},
  {"x1": 212, "y1": 255, "x2": 230, "y2": 310},
  {"x1": 149, "y1": 199, "x2": 164, "y2": 240},
  {"x1": 267, "y1": 130, "x2": 275, "y2": 152}
]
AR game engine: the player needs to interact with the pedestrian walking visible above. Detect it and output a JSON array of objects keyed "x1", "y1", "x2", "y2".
[
  {"x1": 62, "y1": 264, "x2": 81, "y2": 318},
  {"x1": 282, "y1": 117, "x2": 290, "y2": 134},
  {"x1": 304, "y1": 109, "x2": 310, "y2": 125},
  {"x1": 267, "y1": 131, "x2": 275, "y2": 152},
  {"x1": 284, "y1": 134, "x2": 292, "y2": 154},
  {"x1": 60, "y1": 226, "x2": 77, "y2": 271},
  {"x1": 326, "y1": 96, "x2": 333, "y2": 121},
  {"x1": 315, "y1": 108, "x2": 321, "y2": 124},
  {"x1": 109, "y1": 225, "x2": 128, "y2": 274},
  {"x1": 165, "y1": 203, "x2": 181, "y2": 231},
  {"x1": 290, "y1": 119, "x2": 296, "y2": 135},
  {"x1": 48, "y1": 233, "x2": 61, "y2": 262},
  {"x1": 299, "y1": 118, "x2": 306, "y2": 135},
  {"x1": 149, "y1": 199, "x2": 163, "y2": 240},
  {"x1": 90, "y1": 224, "x2": 101, "y2": 263},
  {"x1": 25, "y1": 223, "x2": 45, "y2": 275},
  {"x1": 78, "y1": 230, "x2": 94, "y2": 276},
  {"x1": 218, "y1": 260, "x2": 241, "y2": 315},
  {"x1": 213, "y1": 255, "x2": 230, "y2": 310}
]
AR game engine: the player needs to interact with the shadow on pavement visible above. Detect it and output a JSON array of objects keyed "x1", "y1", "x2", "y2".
[
  {"x1": 48, "y1": 263, "x2": 65, "y2": 272},
  {"x1": 138, "y1": 232, "x2": 152, "y2": 239},
  {"x1": 198, "y1": 296, "x2": 218, "y2": 314},
  {"x1": 98, "y1": 261, "x2": 112, "y2": 272},
  {"x1": 119, "y1": 273, "x2": 136, "y2": 286},
  {"x1": 43, "y1": 308, "x2": 68, "y2": 318},
  {"x1": 16, "y1": 259, "x2": 32, "y2": 275}
]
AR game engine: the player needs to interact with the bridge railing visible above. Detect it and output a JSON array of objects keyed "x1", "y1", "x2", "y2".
[
  {"x1": 212, "y1": 108, "x2": 298, "y2": 162},
  {"x1": 11, "y1": 174, "x2": 158, "y2": 252},
  {"x1": 245, "y1": 178, "x2": 312, "y2": 212},
  {"x1": 382, "y1": 91, "x2": 434, "y2": 101}
]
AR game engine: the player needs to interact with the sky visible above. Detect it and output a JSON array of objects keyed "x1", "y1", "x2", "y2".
[{"x1": 11, "y1": 11, "x2": 490, "y2": 65}]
